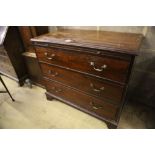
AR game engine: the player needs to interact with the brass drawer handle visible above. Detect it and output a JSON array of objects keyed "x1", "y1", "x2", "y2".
[
  {"x1": 51, "y1": 87, "x2": 62, "y2": 93},
  {"x1": 90, "y1": 83, "x2": 104, "y2": 92},
  {"x1": 90, "y1": 62, "x2": 107, "y2": 72},
  {"x1": 90, "y1": 101, "x2": 103, "y2": 110},
  {"x1": 48, "y1": 70, "x2": 58, "y2": 77},
  {"x1": 44, "y1": 52, "x2": 55, "y2": 60}
]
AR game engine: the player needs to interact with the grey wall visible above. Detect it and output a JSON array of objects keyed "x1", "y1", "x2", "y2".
[
  {"x1": 50, "y1": 26, "x2": 155, "y2": 107},
  {"x1": 58, "y1": 26, "x2": 145, "y2": 34},
  {"x1": 129, "y1": 27, "x2": 155, "y2": 107}
]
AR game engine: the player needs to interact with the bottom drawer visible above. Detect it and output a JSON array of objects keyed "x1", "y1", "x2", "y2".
[{"x1": 44, "y1": 78, "x2": 119, "y2": 121}]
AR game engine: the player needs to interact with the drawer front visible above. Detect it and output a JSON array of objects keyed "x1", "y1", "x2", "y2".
[
  {"x1": 35, "y1": 47, "x2": 130, "y2": 83},
  {"x1": 44, "y1": 78, "x2": 119, "y2": 120},
  {"x1": 0, "y1": 56, "x2": 17, "y2": 77},
  {"x1": 40, "y1": 63, "x2": 124, "y2": 104}
]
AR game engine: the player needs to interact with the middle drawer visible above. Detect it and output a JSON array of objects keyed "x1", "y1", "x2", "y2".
[{"x1": 40, "y1": 63, "x2": 124, "y2": 105}]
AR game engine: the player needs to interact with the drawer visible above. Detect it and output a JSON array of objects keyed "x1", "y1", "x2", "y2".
[
  {"x1": 44, "y1": 78, "x2": 119, "y2": 120},
  {"x1": 40, "y1": 63, "x2": 124, "y2": 104},
  {"x1": 35, "y1": 47, "x2": 130, "y2": 83}
]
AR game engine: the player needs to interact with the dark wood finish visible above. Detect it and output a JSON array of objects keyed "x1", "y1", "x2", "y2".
[
  {"x1": 31, "y1": 29, "x2": 143, "y2": 54},
  {"x1": 18, "y1": 26, "x2": 48, "y2": 52},
  {"x1": 44, "y1": 78, "x2": 118, "y2": 121},
  {"x1": 40, "y1": 63, "x2": 124, "y2": 104},
  {"x1": 31, "y1": 29, "x2": 143, "y2": 128},
  {"x1": 0, "y1": 26, "x2": 27, "y2": 85},
  {"x1": 35, "y1": 47, "x2": 131, "y2": 84},
  {"x1": 18, "y1": 26, "x2": 34, "y2": 52},
  {"x1": 18, "y1": 26, "x2": 48, "y2": 86}
]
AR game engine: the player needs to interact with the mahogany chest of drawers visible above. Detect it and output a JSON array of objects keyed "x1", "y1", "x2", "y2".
[{"x1": 31, "y1": 29, "x2": 143, "y2": 128}]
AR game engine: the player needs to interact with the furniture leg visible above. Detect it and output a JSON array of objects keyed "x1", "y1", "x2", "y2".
[{"x1": 0, "y1": 76, "x2": 15, "y2": 101}]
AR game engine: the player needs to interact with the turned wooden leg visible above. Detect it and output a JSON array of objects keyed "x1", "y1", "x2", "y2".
[
  {"x1": 0, "y1": 75, "x2": 15, "y2": 102},
  {"x1": 107, "y1": 123, "x2": 117, "y2": 129}
]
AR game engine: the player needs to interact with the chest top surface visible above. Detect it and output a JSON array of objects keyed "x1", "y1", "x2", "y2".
[{"x1": 31, "y1": 29, "x2": 143, "y2": 55}]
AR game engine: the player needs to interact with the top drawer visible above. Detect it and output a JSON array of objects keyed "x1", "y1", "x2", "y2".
[{"x1": 35, "y1": 47, "x2": 131, "y2": 83}]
